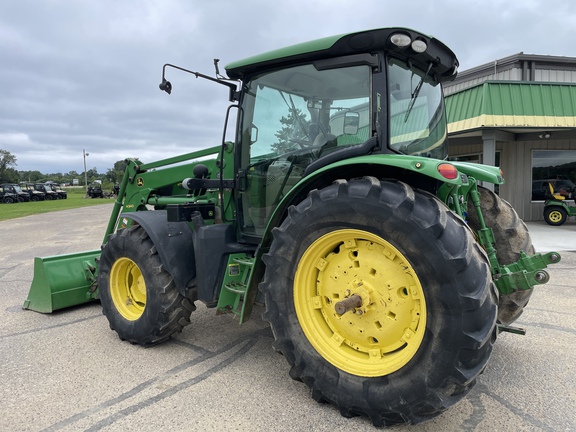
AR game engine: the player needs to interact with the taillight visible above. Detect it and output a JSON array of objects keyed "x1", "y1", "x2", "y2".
[{"x1": 437, "y1": 163, "x2": 458, "y2": 180}]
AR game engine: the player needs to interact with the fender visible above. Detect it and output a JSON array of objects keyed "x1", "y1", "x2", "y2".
[
  {"x1": 119, "y1": 211, "x2": 196, "y2": 299},
  {"x1": 260, "y1": 153, "x2": 472, "y2": 247},
  {"x1": 450, "y1": 161, "x2": 504, "y2": 184},
  {"x1": 545, "y1": 200, "x2": 570, "y2": 209}
]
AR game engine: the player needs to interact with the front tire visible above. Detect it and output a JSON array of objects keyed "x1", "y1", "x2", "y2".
[
  {"x1": 467, "y1": 187, "x2": 536, "y2": 325},
  {"x1": 544, "y1": 205, "x2": 567, "y2": 226},
  {"x1": 261, "y1": 178, "x2": 497, "y2": 426},
  {"x1": 98, "y1": 224, "x2": 195, "y2": 346}
]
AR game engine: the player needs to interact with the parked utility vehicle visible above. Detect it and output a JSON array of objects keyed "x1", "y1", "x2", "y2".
[
  {"x1": 0, "y1": 183, "x2": 30, "y2": 202},
  {"x1": 21, "y1": 183, "x2": 45, "y2": 201},
  {"x1": 543, "y1": 182, "x2": 576, "y2": 225},
  {"x1": 0, "y1": 185, "x2": 19, "y2": 204},
  {"x1": 24, "y1": 28, "x2": 560, "y2": 426}
]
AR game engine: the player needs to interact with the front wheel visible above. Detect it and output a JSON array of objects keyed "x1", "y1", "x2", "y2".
[
  {"x1": 98, "y1": 225, "x2": 195, "y2": 346},
  {"x1": 261, "y1": 178, "x2": 497, "y2": 426},
  {"x1": 544, "y1": 205, "x2": 567, "y2": 226}
]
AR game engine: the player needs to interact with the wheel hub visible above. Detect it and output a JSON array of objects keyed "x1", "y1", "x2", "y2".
[
  {"x1": 110, "y1": 257, "x2": 146, "y2": 321},
  {"x1": 294, "y1": 229, "x2": 427, "y2": 377},
  {"x1": 548, "y1": 210, "x2": 563, "y2": 222}
]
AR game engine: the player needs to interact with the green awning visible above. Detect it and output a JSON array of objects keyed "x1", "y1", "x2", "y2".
[{"x1": 446, "y1": 81, "x2": 576, "y2": 133}]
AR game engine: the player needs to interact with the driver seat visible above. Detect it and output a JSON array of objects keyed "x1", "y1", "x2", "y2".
[
  {"x1": 313, "y1": 133, "x2": 338, "y2": 158},
  {"x1": 547, "y1": 182, "x2": 565, "y2": 201}
]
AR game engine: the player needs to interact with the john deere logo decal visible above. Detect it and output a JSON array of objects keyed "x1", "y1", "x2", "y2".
[{"x1": 137, "y1": 177, "x2": 144, "y2": 187}]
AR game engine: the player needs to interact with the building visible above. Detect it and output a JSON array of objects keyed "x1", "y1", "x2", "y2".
[{"x1": 444, "y1": 53, "x2": 576, "y2": 221}]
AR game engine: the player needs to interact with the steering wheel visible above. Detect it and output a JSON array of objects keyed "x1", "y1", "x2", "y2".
[{"x1": 288, "y1": 138, "x2": 313, "y2": 149}]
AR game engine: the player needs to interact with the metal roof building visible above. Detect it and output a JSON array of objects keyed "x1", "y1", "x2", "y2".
[{"x1": 445, "y1": 53, "x2": 576, "y2": 221}]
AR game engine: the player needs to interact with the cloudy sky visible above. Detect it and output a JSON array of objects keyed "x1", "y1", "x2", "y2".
[{"x1": 2, "y1": 0, "x2": 576, "y2": 174}]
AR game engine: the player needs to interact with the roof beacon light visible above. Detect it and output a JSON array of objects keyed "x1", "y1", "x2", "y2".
[
  {"x1": 411, "y1": 39, "x2": 427, "y2": 53},
  {"x1": 390, "y1": 33, "x2": 411, "y2": 47}
]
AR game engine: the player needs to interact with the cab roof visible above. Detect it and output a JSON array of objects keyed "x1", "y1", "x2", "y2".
[{"x1": 225, "y1": 27, "x2": 459, "y2": 82}]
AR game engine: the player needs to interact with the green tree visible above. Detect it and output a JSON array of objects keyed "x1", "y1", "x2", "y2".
[
  {"x1": 106, "y1": 160, "x2": 129, "y2": 184},
  {"x1": 84, "y1": 167, "x2": 99, "y2": 186},
  {"x1": 18, "y1": 170, "x2": 44, "y2": 183},
  {"x1": 272, "y1": 108, "x2": 310, "y2": 154},
  {"x1": 0, "y1": 149, "x2": 18, "y2": 183}
]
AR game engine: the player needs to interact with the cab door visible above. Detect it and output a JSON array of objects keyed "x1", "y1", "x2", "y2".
[{"x1": 236, "y1": 62, "x2": 373, "y2": 241}]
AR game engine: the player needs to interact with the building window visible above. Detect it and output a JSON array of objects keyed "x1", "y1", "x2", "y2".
[{"x1": 532, "y1": 150, "x2": 576, "y2": 200}]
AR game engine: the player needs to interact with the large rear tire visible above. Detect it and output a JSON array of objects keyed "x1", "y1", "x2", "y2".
[
  {"x1": 261, "y1": 178, "x2": 497, "y2": 426},
  {"x1": 466, "y1": 187, "x2": 536, "y2": 325},
  {"x1": 98, "y1": 225, "x2": 195, "y2": 346}
]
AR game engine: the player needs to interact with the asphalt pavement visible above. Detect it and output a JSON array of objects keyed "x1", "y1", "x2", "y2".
[{"x1": 0, "y1": 203, "x2": 575, "y2": 431}]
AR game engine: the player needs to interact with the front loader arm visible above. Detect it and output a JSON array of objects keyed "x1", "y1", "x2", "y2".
[{"x1": 24, "y1": 145, "x2": 231, "y2": 314}]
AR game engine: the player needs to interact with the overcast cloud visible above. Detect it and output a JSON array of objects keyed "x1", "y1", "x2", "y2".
[{"x1": 2, "y1": 0, "x2": 576, "y2": 174}]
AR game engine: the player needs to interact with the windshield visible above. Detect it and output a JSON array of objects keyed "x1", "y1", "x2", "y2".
[
  {"x1": 242, "y1": 63, "x2": 371, "y2": 163},
  {"x1": 387, "y1": 57, "x2": 447, "y2": 159}
]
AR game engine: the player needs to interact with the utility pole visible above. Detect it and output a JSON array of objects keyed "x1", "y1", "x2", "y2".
[{"x1": 83, "y1": 149, "x2": 89, "y2": 197}]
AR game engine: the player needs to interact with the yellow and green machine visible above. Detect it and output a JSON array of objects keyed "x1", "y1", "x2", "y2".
[{"x1": 24, "y1": 28, "x2": 560, "y2": 426}]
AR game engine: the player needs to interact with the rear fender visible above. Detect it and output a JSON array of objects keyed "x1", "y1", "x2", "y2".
[
  {"x1": 261, "y1": 154, "x2": 471, "y2": 248},
  {"x1": 119, "y1": 211, "x2": 196, "y2": 299}
]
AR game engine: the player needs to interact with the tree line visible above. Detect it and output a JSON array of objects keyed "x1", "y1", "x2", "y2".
[{"x1": 0, "y1": 149, "x2": 129, "y2": 187}]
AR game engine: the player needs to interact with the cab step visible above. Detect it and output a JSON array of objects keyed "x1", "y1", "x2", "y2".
[{"x1": 216, "y1": 254, "x2": 254, "y2": 319}]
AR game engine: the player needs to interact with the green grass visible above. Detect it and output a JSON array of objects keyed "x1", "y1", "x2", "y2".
[{"x1": 0, "y1": 188, "x2": 114, "y2": 221}]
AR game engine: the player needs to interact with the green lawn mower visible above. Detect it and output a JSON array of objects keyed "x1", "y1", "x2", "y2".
[{"x1": 543, "y1": 182, "x2": 576, "y2": 225}]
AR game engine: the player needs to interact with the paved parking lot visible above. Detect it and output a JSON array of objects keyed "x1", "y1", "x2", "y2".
[{"x1": 1, "y1": 203, "x2": 575, "y2": 431}]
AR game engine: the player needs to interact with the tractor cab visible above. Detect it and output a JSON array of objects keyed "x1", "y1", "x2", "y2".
[{"x1": 225, "y1": 29, "x2": 457, "y2": 239}]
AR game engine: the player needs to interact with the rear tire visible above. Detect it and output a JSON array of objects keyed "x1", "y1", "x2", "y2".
[
  {"x1": 261, "y1": 178, "x2": 497, "y2": 426},
  {"x1": 98, "y1": 225, "x2": 195, "y2": 346},
  {"x1": 466, "y1": 187, "x2": 536, "y2": 325}
]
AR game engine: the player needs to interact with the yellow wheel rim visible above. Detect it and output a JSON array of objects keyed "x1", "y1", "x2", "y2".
[
  {"x1": 548, "y1": 210, "x2": 563, "y2": 223},
  {"x1": 110, "y1": 257, "x2": 146, "y2": 321},
  {"x1": 294, "y1": 229, "x2": 426, "y2": 377}
]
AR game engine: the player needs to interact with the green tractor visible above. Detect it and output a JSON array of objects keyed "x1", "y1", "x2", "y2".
[{"x1": 24, "y1": 28, "x2": 560, "y2": 426}]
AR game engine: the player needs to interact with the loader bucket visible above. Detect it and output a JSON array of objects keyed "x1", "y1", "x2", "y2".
[{"x1": 23, "y1": 250, "x2": 101, "y2": 313}]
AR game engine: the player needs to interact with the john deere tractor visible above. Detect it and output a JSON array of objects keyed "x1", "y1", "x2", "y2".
[{"x1": 24, "y1": 28, "x2": 560, "y2": 426}]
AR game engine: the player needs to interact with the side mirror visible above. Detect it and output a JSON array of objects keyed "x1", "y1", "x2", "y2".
[
  {"x1": 159, "y1": 79, "x2": 172, "y2": 95},
  {"x1": 343, "y1": 112, "x2": 360, "y2": 135}
]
